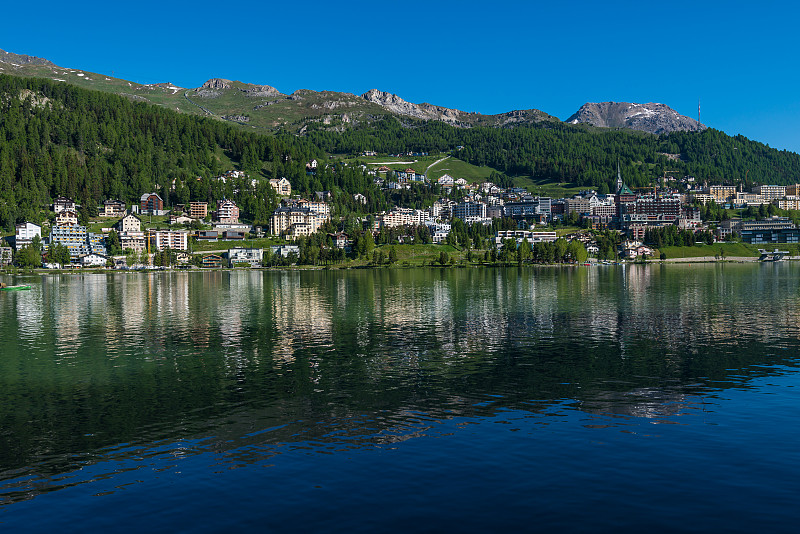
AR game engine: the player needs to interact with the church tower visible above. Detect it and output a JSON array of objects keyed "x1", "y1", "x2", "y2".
[{"x1": 616, "y1": 160, "x2": 623, "y2": 193}]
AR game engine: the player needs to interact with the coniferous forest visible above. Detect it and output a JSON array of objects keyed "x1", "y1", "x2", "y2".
[
  {"x1": 3, "y1": 73, "x2": 800, "y2": 231},
  {"x1": 307, "y1": 117, "x2": 800, "y2": 191}
]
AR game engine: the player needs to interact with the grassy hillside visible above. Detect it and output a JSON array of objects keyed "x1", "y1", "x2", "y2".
[
  {"x1": 353, "y1": 153, "x2": 593, "y2": 196},
  {"x1": 426, "y1": 157, "x2": 497, "y2": 183},
  {"x1": 0, "y1": 61, "x2": 198, "y2": 112},
  {"x1": 512, "y1": 177, "x2": 585, "y2": 197}
]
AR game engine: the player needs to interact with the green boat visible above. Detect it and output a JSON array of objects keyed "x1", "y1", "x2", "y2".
[{"x1": 0, "y1": 283, "x2": 31, "y2": 291}]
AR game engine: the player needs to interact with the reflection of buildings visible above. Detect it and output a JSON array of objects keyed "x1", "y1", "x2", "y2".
[
  {"x1": 218, "y1": 271, "x2": 265, "y2": 374},
  {"x1": 15, "y1": 280, "x2": 44, "y2": 342},
  {"x1": 9, "y1": 265, "x2": 800, "y2": 495},
  {"x1": 46, "y1": 275, "x2": 109, "y2": 361},
  {"x1": 19, "y1": 265, "x2": 800, "y2": 417},
  {"x1": 270, "y1": 272, "x2": 333, "y2": 366}
]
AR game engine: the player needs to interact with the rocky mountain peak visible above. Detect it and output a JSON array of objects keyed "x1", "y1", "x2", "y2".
[
  {"x1": 567, "y1": 102, "x2": 705, "y2": 134},
  {"x1": 362, "y1": 89, "x2": 409, "y2": 106}
]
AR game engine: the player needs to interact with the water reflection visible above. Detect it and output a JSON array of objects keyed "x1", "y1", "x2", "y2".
[{"x1": 1, "y1": 265, "x2": 800, "y2": 506}]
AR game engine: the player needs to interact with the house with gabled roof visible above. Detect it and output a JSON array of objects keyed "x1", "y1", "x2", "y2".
[
  {"x1": 55, "y1": 210, "x2": 79, "y2": 227},
  {"x1": 269, "y1": 177, "x2": 292, "y2": 196},
  {"x1": 117, "y1": 213, "x2": 142, "y2": 233},
  {"x1": 53, "y1": 196, "x2": 76, "y2": 213},
  {"x1": 140, "y1": 193, "x2": 167, "y2": 215},
  {"x1": 100, "y1": 200, "x2": 126, "y2": 218}
]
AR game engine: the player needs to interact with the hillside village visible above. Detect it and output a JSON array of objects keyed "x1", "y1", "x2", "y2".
[{"x1": 3, "y1": 154, "x2": 800, "y2": 270}]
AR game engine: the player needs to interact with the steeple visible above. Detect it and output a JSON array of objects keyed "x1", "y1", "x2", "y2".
[{"x1": 614, "y1": 160, "x2": 634, "y2": 197}]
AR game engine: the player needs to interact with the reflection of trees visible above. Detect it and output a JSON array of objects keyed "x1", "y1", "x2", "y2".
[{"x1": 4, "y1": 266, "x2": 800, "y2": 503}]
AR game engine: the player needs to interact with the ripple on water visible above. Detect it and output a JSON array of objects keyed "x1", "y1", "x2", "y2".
[{"x1": 2, "y1": 268, "x2": 800, "y2": 532}]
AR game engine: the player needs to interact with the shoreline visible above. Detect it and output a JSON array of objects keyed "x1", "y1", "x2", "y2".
[{"x1": 2, "y1": 257, "x2": 795, "y2": 276}]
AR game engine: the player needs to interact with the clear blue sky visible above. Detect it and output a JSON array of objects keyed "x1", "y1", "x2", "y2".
[{"x1": 5, "y1": 0, "x2": 800, "y2": 153}]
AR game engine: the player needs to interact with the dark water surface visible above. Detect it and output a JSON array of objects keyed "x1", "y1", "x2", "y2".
[{"x1": 1, "y1": 265, "x2": 799, "y2": 532}]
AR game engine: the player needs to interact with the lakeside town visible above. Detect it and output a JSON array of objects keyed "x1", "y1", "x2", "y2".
[{"x1": 3, "y1": 157, "x2": 800, "y2": 270}]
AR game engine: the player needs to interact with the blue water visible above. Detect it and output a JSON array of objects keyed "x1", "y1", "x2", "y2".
[{"x1": 1, "y1": 265, "x2": 799, "y2": 532}]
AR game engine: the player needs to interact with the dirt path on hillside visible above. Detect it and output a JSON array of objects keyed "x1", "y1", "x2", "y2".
[{"x1": 426, "y1": 156, "x2": 450, "y2": 175}]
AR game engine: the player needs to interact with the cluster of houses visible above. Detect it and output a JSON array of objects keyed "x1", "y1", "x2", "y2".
[
  {"x1": 199, "y1": 244, "x2": 301, "y2": 269},
  {"x1": 680, "y1": 182, "x2": 800, "y2": 243},
  {"x1": 7, "y1": 190, "x2": 263, "y2": 267},
  {"x1": 4, "y1": 163, "x2": 325, "y2": 267},
  {"x1": 9, "y1": 160, "x2": 800, "y2": 269},
  {"x1": 369, "y1": 168, "x2": 472, "y2": 191},
  {"x1": 368, "y1": 165, "x2": 800, "y2": 248},
  {"x1": 687, "y1": 183, "x2": 799, "y2": 209}
]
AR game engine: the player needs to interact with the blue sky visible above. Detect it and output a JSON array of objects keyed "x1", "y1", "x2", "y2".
[{"x1": 5, "y1": 0, "x2": 800, "y2": 152}]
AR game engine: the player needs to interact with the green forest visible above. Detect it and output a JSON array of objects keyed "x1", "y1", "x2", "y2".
[
  {"x1": 308, "y1": 117, "x2": 800, "y2": 191},
  {"x1": 3, "y1": 73, "x2": 800, "y2": 233},
  {"x1": 0, "y1": 74, "x2": 326, "y2": 230}
]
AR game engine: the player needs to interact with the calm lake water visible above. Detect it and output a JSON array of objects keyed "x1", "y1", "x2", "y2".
[{"x1": 1, "y1": 265, "x2": 799, "y2": 532}]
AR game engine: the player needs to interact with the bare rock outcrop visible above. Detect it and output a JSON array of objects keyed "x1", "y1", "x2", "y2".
[
  {"x1": 201, "y1": 78, "x2": 234, "y2": 90},
  {"x1": 567, "y1": 102, "x2": 706, "y2": 134},
  {"x1": 361, "y1": 89, "x2": 467, "y2": 123},
  {"x1": 242, "y1": 84, "x2": 281, "y2": 97}
]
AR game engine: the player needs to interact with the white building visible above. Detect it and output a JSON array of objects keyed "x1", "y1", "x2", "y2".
[
  {"x1": 150, "y1": 230, "x2": 189, "y2": 251},
  {"x1": 753, "y1": 184, "x2": 786, "y2": 202},
  {"x1": 374, "y1": 208, "x2": 429, "y2": 229},
  {"x1": 15, "y1": 222, "x2": 42, "y2": 249},
  {"x1": 269, "y1": 177, "x2": 292, "y2": 196},
  {"x1": 116, "y1": 213, "x2": 142, "y2": 233},
  {"x1": 100, "y1": 200, "x2": 126, "y2": 218},
  {"x1": 81, "y1": 253, "x2": 108, "y2": 267},
  {"x1": 494, "y1": 230, "x2": 557, "y2": 247},
  {"x1": 55, "y1": 210, "x2": 79, "y2": 226},
  {"x1": 437, "y1": 174, "x2": 455, "y2": 187},
  {"x1": 271, "y1": 244, "x2": 300, "y2": 258},
  {"x1": 228, "y1": 247, "x2": 263, "y2": 267}
]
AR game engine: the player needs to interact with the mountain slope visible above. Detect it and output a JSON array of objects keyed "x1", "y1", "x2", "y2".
[
  {"x1": 0, "y1": 73, "x2": 326, "y2": 230},
  {"x1": 4, "y1": 70, "x2": 800, "y2": 238},
  {"x1": 0, "y1": 48, "x2": 202, "y2": 114},
  {"x1": 0, "y1": 48, "x2": 54, "y2": 67},
  {"x1": 567, "y1": 102, "x2": 705, "y2": 134},
  {"x1": 0, "y1": 47, "x2": 556, "y2": 133}
]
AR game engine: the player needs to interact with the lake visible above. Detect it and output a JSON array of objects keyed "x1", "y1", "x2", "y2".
[{"x1": 1, "y1": 265, "x2": 799, "y2": 532}]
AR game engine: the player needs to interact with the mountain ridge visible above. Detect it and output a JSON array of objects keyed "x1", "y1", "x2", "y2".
[{"x1": 0, "y1": 46, "x2": 702, "y2": 135}]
